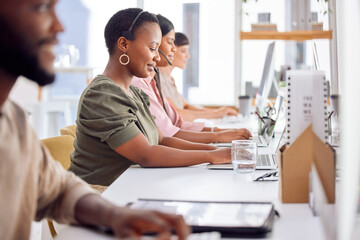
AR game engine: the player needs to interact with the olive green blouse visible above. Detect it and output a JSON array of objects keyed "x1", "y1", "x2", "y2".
[{"x1": 69, "y1": 75, "x2": 158, "y2": 186}]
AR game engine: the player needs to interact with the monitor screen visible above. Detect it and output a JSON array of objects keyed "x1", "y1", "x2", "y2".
[{"x1": 256, "y1": 41, "x2": 276, "y2": 111}]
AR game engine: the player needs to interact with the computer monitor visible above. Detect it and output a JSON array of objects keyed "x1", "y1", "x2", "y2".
[{"x1": 255, "y1": 41, "x2": 276, "y2": 112}]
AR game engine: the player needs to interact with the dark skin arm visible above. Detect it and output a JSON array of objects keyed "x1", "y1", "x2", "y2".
[
  {"x1": 114, "y1": 133, "x2": 231, "y2": 167},
  {"x1": 113, "y1": 127, "x2": 231, "y2": 167},
  {"x1": 75, "y1": 194, "x2": 190, "y2": 239},
  {"x1": 173, "y1": 128, "x2": 252, "y2": 144},
  {"x1": 157, "y1": 128, "x2": 217, "y2": 150}
]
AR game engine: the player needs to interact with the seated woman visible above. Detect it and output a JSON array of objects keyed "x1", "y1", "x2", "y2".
[
  {"x1": 132, "y1": 74, "x2": 250, "y2": 142},
  {"x1": 132, "y1": 15, "x2": 251, "y2": 143},
  {"x1": 158, "y1": 32, "x2": 238, "y2": 121},
  {"x1": 69, "y1": 8, "x2": 231, "y2": 186}
]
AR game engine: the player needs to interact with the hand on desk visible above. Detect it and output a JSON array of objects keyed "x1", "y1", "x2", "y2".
[
  {"x1": 214, "y1": 106, "x2": 238, "y2": 118},
  {"x1": 109, "y1": 208, "x2": 190, "y2": 240},
  {"x1": 215, "y1": 128, "x2": 252, "y2": 143},
  {"x1": 209, "y1": 148, "x2": 231, "y2": 164},
  {"x1": 75, "y1": 194, "x2": 190, "y2": 240}
]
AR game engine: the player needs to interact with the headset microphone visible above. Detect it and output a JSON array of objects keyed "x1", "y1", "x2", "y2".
[{"x1": 158, "y1": 49, "x2": 172, "y2": 66}]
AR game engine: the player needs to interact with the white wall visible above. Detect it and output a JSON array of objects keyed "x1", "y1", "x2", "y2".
[
  {"x1": 83, "y1": 0, "x2": 137, "y2": 75},
  {"x1": 144, "y1": 0, "x2": 236, "y2": 106}
]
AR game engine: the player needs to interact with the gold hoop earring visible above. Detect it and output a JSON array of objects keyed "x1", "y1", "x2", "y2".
[{"x1": 119, "y1": 53, "x2": 130, "y2": 65}]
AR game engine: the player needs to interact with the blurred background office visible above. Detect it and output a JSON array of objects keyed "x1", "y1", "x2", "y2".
[{"x1": 10, "y1": 0, "x2": 333, "y2": 139}]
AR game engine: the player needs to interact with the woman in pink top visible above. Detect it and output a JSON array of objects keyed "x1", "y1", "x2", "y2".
[
  {"x1": 132, "y1": 76, "x2": 204, "y2": 136},
  {"x1": 132, "y1": 75, "x2": 250, "y2": 143}
]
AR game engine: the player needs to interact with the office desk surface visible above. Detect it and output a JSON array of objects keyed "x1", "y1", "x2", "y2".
[
  {"x1": 56, "y1": 118, "x2": 325, "y2": 239},
  {"x1": 57, "y1": 165, "x2": 326, "y2": 240}
]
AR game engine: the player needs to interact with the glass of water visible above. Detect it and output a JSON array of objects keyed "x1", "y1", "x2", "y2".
[{"x1": 231, "y1": 140, "x2": 257, "y2": 174}]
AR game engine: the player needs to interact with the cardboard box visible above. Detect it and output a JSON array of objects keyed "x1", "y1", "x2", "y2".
[{"x1": 278, "y1": 125, "x2": 335, "y2": 203}]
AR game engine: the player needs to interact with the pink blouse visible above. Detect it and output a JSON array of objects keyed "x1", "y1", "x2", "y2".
[{"x1": 132, "y1": 76, "x2": 205, "y2": 137}]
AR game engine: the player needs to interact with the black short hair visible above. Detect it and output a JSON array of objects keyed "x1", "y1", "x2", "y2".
[
  {"x1": 156, "y1": 14, "x2": 174, "y2": 36},
  {"x1": 174, "y1": 32, "x2": 189, "y2": 46},
  {"x1": 104, "y1": 8, "x2": 158, "y2": 55}
]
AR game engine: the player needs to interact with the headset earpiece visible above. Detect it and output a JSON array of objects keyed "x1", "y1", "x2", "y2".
[
  {"x1": 122, "y1": 10, "x2": 144, "y2": 41},
  {"x1": 122, "y1": 30, "x2": 135, "y2": 41}
]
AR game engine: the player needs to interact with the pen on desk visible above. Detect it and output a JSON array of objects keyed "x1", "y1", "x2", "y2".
[
  {"x1": 254, "y1": 171, "x2": 278, "y2": 181},
  {"x1": 255, "y1": 111, "x2": 265, "y2": 124}
]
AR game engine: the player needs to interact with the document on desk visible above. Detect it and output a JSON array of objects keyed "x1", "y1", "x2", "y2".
[
  {"x1": 286, "y1": 70, "x2": 328, "y2": 146},
  {"x1": 129, "y1": 199, "x2": 275, "y2": 236}
]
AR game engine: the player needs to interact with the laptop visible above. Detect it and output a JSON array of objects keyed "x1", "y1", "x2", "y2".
[
  {"x1": 207, "y1": 126, "x2": 285, "y2": 170},
  {"x1": 213, "y1": 124, "x2": 272, "y2": 148},
  {"x1": 212, "y1": 95, "x2": 284, "y2": 148},
  {"x1": 252, "y1": 128, "x2": 273, "y2": 147}
]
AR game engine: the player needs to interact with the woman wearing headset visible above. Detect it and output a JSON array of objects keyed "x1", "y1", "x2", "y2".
[
  {"x1": 159, "y1": 32, "x2": 238, "y2": 121},
  {"x1": 132, "y1": 15, "x2": 251, "y2": 142},
  {"x1": 69, "y1": 8, "x2": 232, "y2": 187}
]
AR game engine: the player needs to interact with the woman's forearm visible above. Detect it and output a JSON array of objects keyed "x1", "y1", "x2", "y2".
[
  {"x1": 176, "y1": 108, "x2": 222, "y2": 121},
  {"x1": 114, "y1": 134, "x2": 231, "y2": 167},
  {"x1": 173, "y1": 129, "x2": 251, "y2": 144},
  {"x1": 160, "y1": 136, "x2": 217, "y2": 150},
  {"x1": 173, "y1": 129, "x2": 217, "y2": 144},
  {"x1": 203, "y1": 127, "x2": 226, "y2": 132},
  {"x1": 114, "y1": 134, "x2": 231, "y2": 168},
  {"x1": 185, "y1": 103, "x2": 204, "y2": 111},
  {"x1": 140, "y1": 145, "x2": 213, "y2": 167}
]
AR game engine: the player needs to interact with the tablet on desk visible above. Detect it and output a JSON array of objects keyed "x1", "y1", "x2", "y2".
[{"x1": 129, "y1": 199, "x2": 275, "y2": 237}]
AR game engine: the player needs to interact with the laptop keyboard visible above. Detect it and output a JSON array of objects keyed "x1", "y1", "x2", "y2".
[{"x1": 257, "y1": 155, "x2": 271, "y2": 167}]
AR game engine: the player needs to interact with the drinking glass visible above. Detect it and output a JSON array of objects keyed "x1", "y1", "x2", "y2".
[{"x1": 231, "y1": 140, "x2": 257, "y2": 174}]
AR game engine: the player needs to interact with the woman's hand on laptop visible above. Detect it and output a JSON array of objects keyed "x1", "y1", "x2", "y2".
[{"x1": 215, "y1": 129, "x2": 252, "y2": 143}]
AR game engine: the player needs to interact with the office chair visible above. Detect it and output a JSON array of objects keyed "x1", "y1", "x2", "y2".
[
  {"x1": 40, "y1": 135, "x2": 107, "y2": 238},
  {"x1": 60, "y1": 124, "x2": 77, "y2": 138},
  {"x1": 41, "y1": 135, "x2": 74, "y2": 169}
]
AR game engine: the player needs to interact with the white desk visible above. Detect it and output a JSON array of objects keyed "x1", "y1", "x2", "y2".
[
  {"x1": 57, "y1": 155, "x2": 326, "y2": 239},
  {"x1": 56, "y1": 121, "x2": 326, "y2": 239}
]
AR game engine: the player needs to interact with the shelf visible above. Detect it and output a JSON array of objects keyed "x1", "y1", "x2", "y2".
[
  {"x1": 240, "y1": 30, "x2": 332, "y2": 41},
  {"x1": 54, "y1": 66, "x2": 95, "y2": 73}
]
